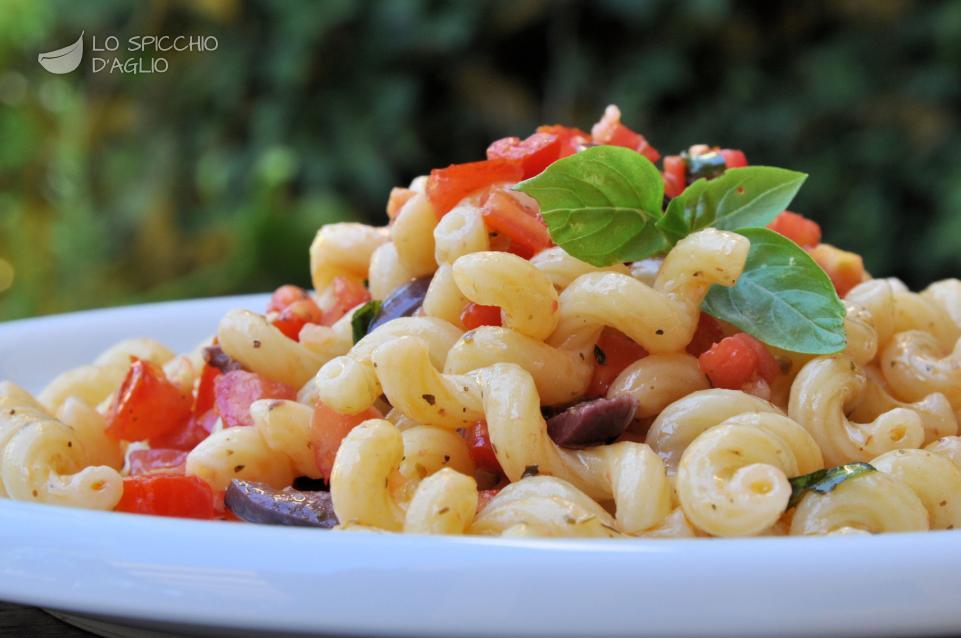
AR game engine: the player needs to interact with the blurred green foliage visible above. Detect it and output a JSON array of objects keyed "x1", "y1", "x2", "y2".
[{"x1": 2, "y1": 0, "x2": 961, "y2": 320}]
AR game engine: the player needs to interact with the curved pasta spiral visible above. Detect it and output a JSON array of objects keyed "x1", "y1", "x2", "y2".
[
  {"x1": 218, "y1": 309, "x2": 324, "y2": 389},
  {"x1": 871, "y1": 449, "x2": 961, "y2": 530},
  {"x1": 607, "y1": 354, "x2": 710, "y2": 419},
  {"x1": 880, "y1": 330, "x2": 961, "y2": 409},
  {"x1": 309, "y1": 222, "x2": 387, "y2": 291},
  {"x1": 789, "y1": 471, "x2": 929, "y2": 535},
  {"x1": 645, "y1": 389, "x2": 783, "y2": 474},
  {"x1": 548, "y1": 228, "x2": 749, "y2": 354},
  {"x1": 310, "y1": 317, "x2": 463, "y2": 415},
  {"x1": 848, "y1": 366, "x2": 957, "y2": 444},
  {"x1": 676, "y1": 412, "x2": 822, "y2": 537},
  {"x1": 329, "y1": 419, "x2": 476, "y2": 533},
  {"x1": 788, "y1": 355, "x2": 925, "y2": 465},
  {"x1": 0, "y1": 387, "x2": 122, "y2": 509},
  {"x1": 470, "y1": 476, "x2": 620, "y2": 538}
]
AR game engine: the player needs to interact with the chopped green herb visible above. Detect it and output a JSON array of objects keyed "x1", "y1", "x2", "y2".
[
  {"x1": 788, "y1": 463, "x2": 876, "y2": 508},
  {"x1": 350, "y1": 300, "x2": 382, "y2": 344},
  {"x1": 593, "y1": 344, "x2": 606, "y2": 365}
]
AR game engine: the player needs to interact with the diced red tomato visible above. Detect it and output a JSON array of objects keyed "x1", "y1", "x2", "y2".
[
  {"x1": 274, "y1": 299, "x2": 325, "y2": 341},
  {"x1": 663, "y1": 155, "x2": 687, "y2": 198},
  {"x1": 698, "y1": 333, "x2": 779, "y2": 390},
  {"x1": 386, "y1": 187, "x2": 416, "y2": 220},
  {"x1": 148, "y1": 408, "x2": 219, "y2": 451},
  {"x1": 105, "y1": 359, "x2": 193, "y2": 442},
  {"x1": 807, "y1": 244, "x2": 866, "y2": 298},
  {"x1": 267, "y1": 285, "x2": 311, "y2": 314},
  {"x1": 464, "y1": 421, "x2": 502, "y2": 475},
  {"x1": 536, "y1": 124, "x2": 590, "y2": 158},
  {"x1": 427, "y1": 159, "x2": 524, "y2": 218},
  {"x1": 310, "y1": 402, "x2": 384, "y2": 479},
  {"x1": 720, "y1": 148, "x2": 748, "y2": 168},
  {"x1": 460, "y1": 303, "x2": 503, "y2": 330},
  {"x1": 591, "y1": 105, "x2": 660, "y2": 162},
  {"x1": 769, "y1": 211, "x2": 822, "y2": 248},
  {"x1": 321, "y1": 276, "x2": 371, "y2": 326},
  {"x1": 214, "y1": 370, "x2": 296, "y2": 428},
  {"x1": 480, "y1": 189, "x2": 552, "y2": 259},
  {"x1": 487, "y1": 132, "x2": 562, "y2": 179},
  {"x1": 686, "y1": 313, "x2": 726, "y2": 357},
  {"x1": 586, "y1": 328, "x2": 649, "y2": 397},
  {"x1": 193, "y1": 363, "x2": 221, "y2": 416},
  {"x1": 127, "y1": 449, "x2": 188, "y2": 476},
  {"x1": 115, "y1": 475, "x2": 215, "y2": 519}
]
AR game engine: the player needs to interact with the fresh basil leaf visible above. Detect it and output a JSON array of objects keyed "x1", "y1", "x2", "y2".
[
  {"x1": 514, "y1": 145, "x2": 666, "y2": 266},
  {"x1": 702, "y1": 227, "x2": 846, "y2": 354},
  {"x1": 657, "y1": 166, "x2": 807, "y2": 244},
  {"x1": 350, "y1": 300, "x2": 382, "y2": 344},
  {"x1": 788, "y1": 463, "x2": 876, "y2": 508}
]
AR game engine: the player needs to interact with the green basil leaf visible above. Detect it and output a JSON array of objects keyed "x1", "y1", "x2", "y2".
[
  {"x1": 788, "y1": 463, "x2": 876, "y2": 508},
  {"x1": 514, "y1": 145, "x2": 666, "y2": 266},
  {"x1": 350, "y1": 300, "x2": 382, "y2": 344},
  {"x1": 657, "y1": 166, "x2": 807, "y2": 244},
  {"x1": 702, "y1": 227, "x2": 846, "y2": 354}
]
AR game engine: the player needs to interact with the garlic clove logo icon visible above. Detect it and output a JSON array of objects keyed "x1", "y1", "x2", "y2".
[{"x1": 38, "y1": 32, "x2": 84, "y2": 74}]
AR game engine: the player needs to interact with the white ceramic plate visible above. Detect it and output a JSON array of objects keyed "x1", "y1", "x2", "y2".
[{"x1": 1, "y1": 297, "x2": 961, "y2": 638}]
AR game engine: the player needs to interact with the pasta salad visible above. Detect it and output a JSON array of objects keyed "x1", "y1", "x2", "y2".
[{"x1": 3, "y1": 104, "x2": 960, "y2": 538}]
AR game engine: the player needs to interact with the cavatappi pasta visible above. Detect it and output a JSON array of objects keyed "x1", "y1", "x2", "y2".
[{"x1": 3, "y1": 105, "x2": 960, "y2": 538}]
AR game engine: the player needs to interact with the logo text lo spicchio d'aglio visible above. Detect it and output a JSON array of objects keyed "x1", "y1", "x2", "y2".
[{"x1": 39, "y1": 32, "x2": 218, "y2": 75}]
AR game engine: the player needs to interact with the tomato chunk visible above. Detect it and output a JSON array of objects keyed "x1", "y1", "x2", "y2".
[
  {"x1": 311, "y1": 402, "x2": 384, "y2": 479},
  {"x1": 586, "y1": 328, "x2": 649, "y2": 397},
  {"x1": 686, "y1": 313, "x2": 726, "y2": 357},
  {"x1": 481, "y1": 190, "x2": 552, "y2": 259},
  {"x1": 106, "y1": 359, "x2": 193, "y2": 442},
  {"x1": 214, "y1": 370, "x2": 296, "y2": 428},
  {"x1": 476, "y1": 488, "x2": 501, "y2": 513},
  {"x1": 426, "y1": 159, "x2": 524, "y2": 218},
  {"x1": 193, "y1": 363, "x2": 221, "y2": 416},
  {"x1": 698, "y1": 333, "x2": 779, "y2": 390},
  {"x1": 460, "y1": 303, "x2": 503, "y2": 330},
  {"x1": 115, "y1": 475, "x2": 215, "y2": 519},
  {"x1": 267, "y1": 284, "x2": 311, "y2": 314},
  {"x1": 663, "y1": 155, "x2": 686, "y2": 198},
  {"x1": 591, "y1": 105, "x2": 660, "y2": 162},
  {"x1": 321, "y1": 276, "x2": 371, "y2": 326},
  {"x1": 464, "y1": 421, "x2": 502, "y2": 475},
  {"x1": 807, "y1": 244, "x2": 866, "y2": 298},
  {"x1": 128, "y1": 449, "x2": 188, "y2": 476},
  {"x1": 720, "y1": 148, "x2": 748, "y2": 168},
  {"x1": 487, "y1": 132, "x2": 561, "y2": 178},
  {"x1": 274, "y1": 299, "x2": 325, "y2": 341},
  {"x1": 536, "y1": 124, "x2": 590, "y2": 158},
  {"x1": 387, "y1": 187, "x2": 416, "y2": 220},
  {"x1": 768, "y1": 211, "x2": 822, "y2": 248},
  {"x1": 149, "y1": 408, "x2": 219, "y2": 451}
]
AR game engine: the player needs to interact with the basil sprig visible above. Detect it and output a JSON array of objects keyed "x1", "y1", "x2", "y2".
[
  {"x1": 514, "y1": 146, "x2": 667, "y2": 266},
  {"x1": 514, "y1": 144, "x2": 846, "y2": 354},
  {"x1": 788, "y1": 463, "x2": 876, "y2": 508},
  {"x1": 703, "y1": 228, "x2": 846, "y2": 354},
  {"x1": 350, "y1": 300, "x2": 382, "y2": 344},
  {"x1": 657, "y1": 166, "x2": 808, "y2": 244}
]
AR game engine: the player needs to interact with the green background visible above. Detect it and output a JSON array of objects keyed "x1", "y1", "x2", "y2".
[{"x1": 2, "y1": 0, "x2": 960, "y2": 321}]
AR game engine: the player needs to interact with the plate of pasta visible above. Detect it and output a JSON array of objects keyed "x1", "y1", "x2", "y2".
[{"x1": 2, "y1": 105, "x2": 961, "y2": 638}]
